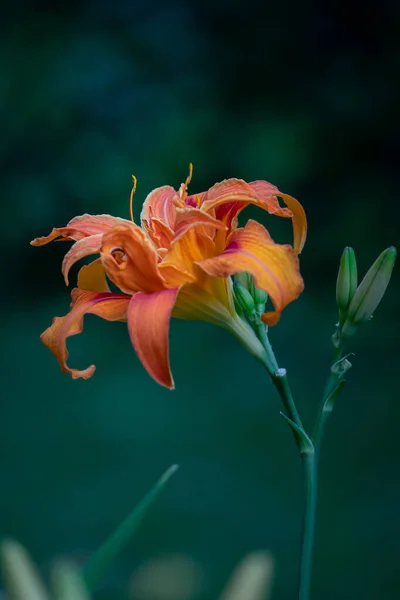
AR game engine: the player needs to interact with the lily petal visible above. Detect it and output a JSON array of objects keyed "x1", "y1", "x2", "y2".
[
  {"x1": 144, "y1": 217, "x2": 175, "y2": 249},
  {"x1": 174, "y1": 207, "x2": 227, "y2": 240},
  {"x1": 277, "y1": 193, "x2": 307, "y2": 254},
  {"x1": 40, "y1": 289, "x2": 130, "y2": 379},
  {"x1": 62, "y1": 234, "x2": 103, "y2": 285},
  {"x1": 77, "y1": 258, "x2": 110, "y2": 292},
  {"x1": 101, "y1": 222, "x2": 166, "y2": 294},
  {"x1": 198, "y1": 219, "x2": 304, "y2": 325},
  {"x1": 200, "y1": 179, "x2": 293, "y2": 234},
  {"x1": 127, "y1": 288, "x2": 180, "y2": 388},
  {"x1": 141, "y1": 186, "x2": 178, "y2": 230},
  {"x1": 31, "y1": 214, "x2": 130, "y2": 246}
]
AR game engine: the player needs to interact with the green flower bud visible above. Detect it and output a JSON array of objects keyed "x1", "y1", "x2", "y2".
[
  {"x1": 233, "y1": 281, "x2": 256, "y2": 319},
  {"x1": 342, "y1": 246, "x2": 396, "y2": 337},
  {"x1": 336, "y1": 247, "x2": 357, "y2": 316},
  {"x1": 234, "y1": 272, "x2": 253, "y2": 291},
  {"x1": 254, "y1": 287, "x2": 268, "y2": 314}
]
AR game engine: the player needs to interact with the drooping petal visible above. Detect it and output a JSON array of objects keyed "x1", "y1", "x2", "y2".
[
  {"x1": 197, "y1": 219, "x2": 304, "y2": 325},
  {"x1": 199, "y1": 179, "x2": 293, "y2": 235},
  {"x1": 101, "y1": 222, "x2": 167, "y2": 294},
  {"x1": 31, "y1": 214, "x2": 130, "y2": 246},
  {"x1": 62, "y1": 234, "x2": 103, "y2": 285},
  {"x1": 40, "y1": 289, "x2": 130, "y2": 379},
  {"x1": 140, "y1": 186, "x2": 178, "y2": 230},
  {"x1": 127, "y1": 288, "x2": 180, "y2": 388},
  {"x1": 248, "y1": 182, "x2": 307, "y2": 253},
  {"x1": 77, "y1": 258, "x2": 110, "y2": 292},
  {"x1": 277, "y1": 193, "x2": 307, "y2": 254}
]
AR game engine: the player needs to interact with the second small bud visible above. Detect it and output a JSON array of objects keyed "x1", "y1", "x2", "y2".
[
  {"x1": 336, "y1": 247, "x2": 358, "y2": 324},
  {"x1": 233, "y1": 281, "x2": 256, "y2": 319}
]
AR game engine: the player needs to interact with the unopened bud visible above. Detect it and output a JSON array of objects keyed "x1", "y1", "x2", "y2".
[
  {"x1": 234, "y1": 272, "x2": 253, "y2": 291},
  {"x1": 233, "y1": 281, "x2": 256, "y2": 318},
  {"x1": 342, "y1": 246, "x2": 396, "y2": 337},
  {"x1": 254, "y1": 287, "x2": 268, "y2": 314},
  {"x1": 336, "y1": 247, "x2": 357, "y2": 316}
]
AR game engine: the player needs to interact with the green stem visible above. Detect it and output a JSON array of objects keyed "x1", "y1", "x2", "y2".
[
  {"x1": 255, "y1": 321, "x2": 316, "y2": 600},
  {"x1": 299, "y1": 451, "x2": 317, "y2": 600},
  {"x1": 313, "y1": 344, "x2": 343, "y2": 459},
  {"x1": 272, "y1": 369, "x2": 303, "y2": 433}
]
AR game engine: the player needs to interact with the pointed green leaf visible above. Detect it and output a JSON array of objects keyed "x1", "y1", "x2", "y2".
[
  {"x1": 280, "y1": 413, "x2": 314, "y2": 454},
  {"x1": 82, "y1": 464, "x2": 179, "y2": 592}
]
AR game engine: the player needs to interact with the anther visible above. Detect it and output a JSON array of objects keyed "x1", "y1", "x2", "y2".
[{"x1": 130, "y1": 175, "x2": 137, "y2": 222}]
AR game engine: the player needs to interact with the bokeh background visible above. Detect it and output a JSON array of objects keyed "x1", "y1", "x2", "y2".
[{"x1": 1, "y1": 0, "x2": 399, "y2": 598}]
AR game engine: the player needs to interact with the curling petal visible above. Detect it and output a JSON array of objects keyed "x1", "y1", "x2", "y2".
[
  {"x1": 198, "y1": 220, "x2": 304, "y2": 325},
  {"x1": 127, "y1": 288, "x2": 180, "y2": 388},
  {"x1": 141, "y1": 186, "x2": 178, "y2": 230},
  {"x1": 31, "y1": 214, "x2": 130, "y2": 246},
  {"x1": 101, "y1": 222, "x2": 166, "y2": 294},
  {"x1": 40, "y1": 289, "x2": 130, "y2": 379},
  {"x1": 62, "y1": 234, "x2": 103, "y2": 285},
  {"x1": 277, "y1": 193, "x2": 307, "y2": 254},
  {"x1": 200, "y1": 179, "x2": 293, "y2": 233}
]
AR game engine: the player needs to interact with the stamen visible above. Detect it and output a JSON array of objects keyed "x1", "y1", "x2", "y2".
[
  {"x1": 178, "y1": 163, "x2": 194, "y2": 201},
  {"x1": 185, "y1": 162, "x2": 193, "y2": 188},
  {"x1": 130, "y1": 175, "x2": 137, "y2": 222}
]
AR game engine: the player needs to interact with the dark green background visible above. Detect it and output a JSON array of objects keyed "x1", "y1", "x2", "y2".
[{"x1": 1, "y1": 1, "x2": 399, "y2": 598}]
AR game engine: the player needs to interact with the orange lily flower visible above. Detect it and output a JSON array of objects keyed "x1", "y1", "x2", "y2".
[{"x1": 31, "y1": 168, "x2": 307, "y2": 388}]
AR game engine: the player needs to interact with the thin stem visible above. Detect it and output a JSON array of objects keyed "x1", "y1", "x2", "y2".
[
  {"x1": 255, "y1": 321, "x2": 303, "y2": 431},
  {"x1": 299, "y1": 451, "x2": 317, "y2": 600},
  {"x1": 272, "y1": 370, "x2": 303, "y2": 432},
  {"x1": 254, "y1": 320, "x2": 316, "y2": 600},
  {"x1": 312, "y1": 343, "x2": 343, "y2": 459}
]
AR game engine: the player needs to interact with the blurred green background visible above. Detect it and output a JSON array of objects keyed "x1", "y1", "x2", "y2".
[{"x1": 1, "y1": 0, "x2": 399, "y2": 598}]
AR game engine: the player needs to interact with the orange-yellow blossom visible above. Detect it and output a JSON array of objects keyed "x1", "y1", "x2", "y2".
[{"x1": 31, "y1": 173, "x2": 307, "y2": 388}]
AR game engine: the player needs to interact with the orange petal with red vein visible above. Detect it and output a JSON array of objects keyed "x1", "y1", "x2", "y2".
[
  {"x1": 101, "y1": 222, "x2": 166, "y2": 294},
  {"x1": 141, "y1": 186, "x2": 178, "y2": 230},
  {"x1": 173, "y1": 207, "x2": 227, "y2": 240},
  {"x1": 31, "y1": 214, "x2": 130, "y2": 246},
  {"x1": 40, "y1": 289, "x2": 130, "y2": 379},
  {"x1": 200, "y1": 178, "x2": 292, "y2": 232},
  {"x1": 62, "y1": 234, "x2": 103, "y2": 285},
  {"x1": 77, "y1": 258, "x2": 110, "y2": 292},
  {"x1": 127, "y1": 288, "x2": 180, "y2": 388},
  {"x1": 198, "y1": 219, "x2": 304, "y2": 325}
]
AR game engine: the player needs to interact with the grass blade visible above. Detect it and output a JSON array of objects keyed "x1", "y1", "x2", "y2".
[{"x1": 82, "y1": 464, "x2": 179, "y2": 591}]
